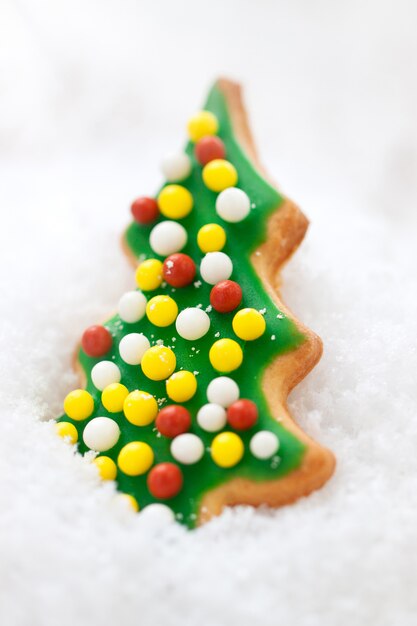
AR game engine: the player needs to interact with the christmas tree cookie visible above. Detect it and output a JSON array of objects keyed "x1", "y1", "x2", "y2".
[{"x1": 56, "y1": 78, "x2": 335, "y2": 527}]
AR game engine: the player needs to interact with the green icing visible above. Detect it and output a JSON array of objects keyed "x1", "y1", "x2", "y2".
[{"x1": 57, "y1": 83, "x2": 307, "y2": 528}]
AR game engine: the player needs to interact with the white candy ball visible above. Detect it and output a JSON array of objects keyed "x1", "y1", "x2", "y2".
[
  {"x1": 175, "y1": 308, "x2": 210, "y2": 341},
  {"x1": 170, "y1": 433, "x2": 204, "y2": 464},
  {"x1": 118, "y1": 290, "x2": 147, "y2": 323},
  {"x1": 216, "y1": 187, "x2": 251, "y2": 223},
  {"x1": 250, "y1": 431, "x2": 280, "y2": 459},
  {"x1": 206, "y1": 376, "x2": 240, "y2": 407},
  {"x1": 199, "y1": 252, "x2": 233, "y2": 285},
  {"x1": 139, "y1": 503, "x2": 176, "y2": 526},
  {"x1": 161, "y1": 152, "x2": 192, "y2": 182},
  {"x1": 197, "y1": 403, "x2": 227, "y2": 432},
  {"x1": 119, "y1": 333, "x2": 150, "y2": 365},
  {"x1": 91, "y1": 361, "x2": 121, "y2": 391},
  {"x1": 83, "y1": 417, "x2": 120, "y2": 452},
  {"x1": 149, "y1": 221, "x2": 187, "y2": 256}
]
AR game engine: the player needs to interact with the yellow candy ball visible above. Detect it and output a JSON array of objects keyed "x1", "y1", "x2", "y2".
[
  {"x1": 197, "y1": 223, "x2": 227, "y2": 253},
  {"x1": 101, "y1": 383, "x2": 129, "y2": 413},
  {"x1": 118, "y1": 441, "x2": 154, "y2": 476},
  {"x1": 135, "y1": 259, "x2": 163, "y2": 291},
  {"x1": 209, "y1": 338, "x2": 243, "y2": 373},
  {"x1": 55, "y1": 421, "x2": 78, "y2": 444},
  {"x1": 166, "y1": 370, "x2": 197, "y2": 402},
  {"x1": 157, "y1": 185, "x2": 193, "y2": 219},
  {"x1": 211, "y1": 432, "x2": 244, "y2": 468},
  {"x1": 202, "y1": 159, "x2": 238, "y2": 192},
  {"x1": 123, "y1": 390, "x2": 158, "y2": 426},
  {"x1": 232, "y1": 308, "x2": 266, "y2": 341},
  {"x1": 146, "y1": 295, "x2": 178, "y2": 327},
  {"x1": 187, "y1": 110, "x2": 219, "y2": 142},
  {"x1": 141, "y1": 345, "x2": 176, "y2": 381},
  {"x1": 118, "y1": 493, "x2": 140, "y2": 512},
  {"x1": 93, "y1": 456, "x2": 117, "y2": 481},
  {"x1": 64, "y1": 389, "x2": 94, "y2": 421}
]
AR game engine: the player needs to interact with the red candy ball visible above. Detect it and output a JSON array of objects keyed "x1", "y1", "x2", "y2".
[
  {"x1": 156, "y1": 405, "x2": 191, "y2": 438},
  {"x1": 81, "y1": 325, "x2": 112, "y2": 358},
  {"x1": 210, "y1": 280, "x2": 243, "y2": 313},
  {"x1": 131, "y1": 197, "x2": 159, "y2": 224},
  {"x1": 163, "y1": 253, "x2": 196, "y2": 288},
  {"x1": 227, "y1": 399, "x2": 258, "y2": 430},
  {"x1": 195, "y1": 136, "x2": 226, "y2": 165},
  {"x1": 147, "y1": 463, "x2": 183, "y2": 500}
]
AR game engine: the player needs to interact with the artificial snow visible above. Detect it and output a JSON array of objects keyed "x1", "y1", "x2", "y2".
[{"x1": 1, "y1": 1, "x2": 417, "y2": 625}]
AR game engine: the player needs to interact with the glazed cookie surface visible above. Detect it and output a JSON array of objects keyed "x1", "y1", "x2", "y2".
[{"x1": 56, "y1": 79, "x2": 335, "y2": 527}]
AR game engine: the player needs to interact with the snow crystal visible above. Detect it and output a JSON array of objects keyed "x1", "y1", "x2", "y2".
[{"x1": 270, "y1": 455, "x2": 281, "y2": 469}]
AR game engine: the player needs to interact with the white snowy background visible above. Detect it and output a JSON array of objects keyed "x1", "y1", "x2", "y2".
[{"x1": 1, "y1": 0, "x2": 417, "y2": 624}]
